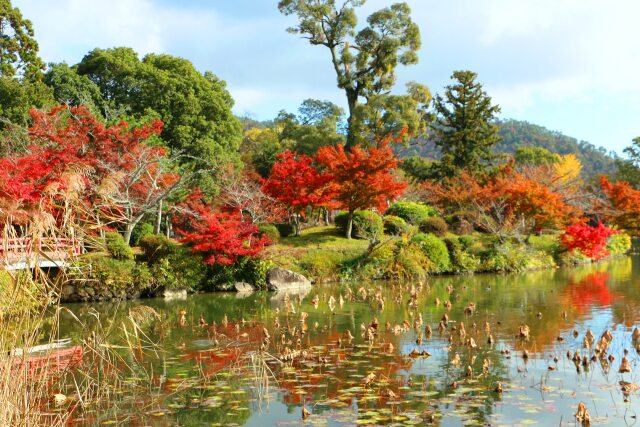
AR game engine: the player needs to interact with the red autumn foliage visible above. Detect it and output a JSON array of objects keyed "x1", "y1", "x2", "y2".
[
  {"x1": 174, "y1": 190, "x2": 269, "y2": 266},
  {"x1": 315, "y1": 133, "x2": 406, "y2": 215},
  {"x1": 262, "y1": 150, "x2": 335, "y2": 216},
  {"x1": 177, "y1": 209, "x2": 269, "y2": 266},
  {"x1": 599, "y1": 176, "x2": 640, "y2": 232},
  {"x1": 560, "y1": 222, "x2": 617, "y2": 260},
  {"x1": 0, "y1": 105, "x2": 177, "y2": 239}
]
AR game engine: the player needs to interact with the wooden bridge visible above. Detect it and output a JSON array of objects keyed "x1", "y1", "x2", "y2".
[{"x1": 0, "y1": 237, "x2": 82, "y2": 270}]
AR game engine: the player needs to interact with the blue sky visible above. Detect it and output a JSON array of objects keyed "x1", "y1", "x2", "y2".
[{"x1": 15, "y1": 0, "x2": 640, "y2": 155}]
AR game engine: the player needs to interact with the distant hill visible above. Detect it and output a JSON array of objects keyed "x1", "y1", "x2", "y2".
[{"x1": 400, "y1": 119, "x2": 619, "y2": 178}]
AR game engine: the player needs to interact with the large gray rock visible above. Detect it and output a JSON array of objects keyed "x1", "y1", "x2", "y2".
[
  {"x1": 266, "y1": 268, "x2": 312, "y2": 292},
  {"x1": 233, "y1": 282, "x2": 256, "y2": 293}
]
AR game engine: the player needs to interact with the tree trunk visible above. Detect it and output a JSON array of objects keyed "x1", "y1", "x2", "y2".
[
  {"x1": 166, "y1": 214, "x2": 171, "y2": 238},
  {"x1": 123, "y1": 224, "x2": 135, "y2": 246},
  {"x1": 293, "y1": 214, "x2": 301, "y2": 237},
  {"x1": 346, "y1": 210, "x2": 354, "y2": 239},
  {"x1": 155, "y1": 199, "x2": 163, "y2": 234},
  {"x1": 324, "y1": 208, "x2": 330, "y2": 226},
  {"x1": 345, "y1": 91, "x2": 358, "y2": 152}
]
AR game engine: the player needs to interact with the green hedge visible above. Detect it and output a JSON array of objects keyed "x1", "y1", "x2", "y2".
[
  {"x1": 419, "y1": 216, "x2": 449, "y2": 237},
  {"x1": 105, "y1": 232, "x2": 134, "y2": 260},
  {"x1": 335, "y1": 211, "x2": 383, "y2": 240},
  {"x1": 411, "y1": 233, "x2": 451, "y2": 272},
  {"x1": 383, "y1": 215, "x2": 410, "y2": 235},
  {"x1": 385, "y1": 201, "x2": 436, "y2": 225}
]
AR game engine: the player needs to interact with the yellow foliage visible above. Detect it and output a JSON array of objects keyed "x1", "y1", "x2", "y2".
[{"x1": 554, "y1": 154, "x2": 582, "y2": 182}]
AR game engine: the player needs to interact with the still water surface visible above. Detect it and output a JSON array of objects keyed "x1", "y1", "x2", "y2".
[{"x1": 58, "y1": 256, "x2": 640, "y2": 426}]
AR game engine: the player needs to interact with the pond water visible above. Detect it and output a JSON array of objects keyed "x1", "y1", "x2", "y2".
[{"x1": 56, "y1": 256, "x2": 640, "y2": 426}]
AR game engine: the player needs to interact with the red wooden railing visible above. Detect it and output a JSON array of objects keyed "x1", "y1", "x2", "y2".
[
  {"x1": 0, "y1": 237, "x2": 82, "y2": 267},
  {"x1": 11, "y1": 346, "x2": 83, "y2": 379}
]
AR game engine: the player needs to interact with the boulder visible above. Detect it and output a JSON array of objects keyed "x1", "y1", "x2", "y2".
[
  {"x1": 266, "y1": 268, "x2": 312, "y2": 292},
  {"x1": 162, "y1": 288, "x2": 188, "y2": 300},
  {"x1": 233, "y1": 282, "x2": 256, "y2": 293},
  {"x1": 60, "y1": 285, "x2": 76, "y2": 301}
]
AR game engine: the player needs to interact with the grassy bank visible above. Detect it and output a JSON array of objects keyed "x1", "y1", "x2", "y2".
[{"x1": 263, "y1": 225, "x2": 632, "y2": 283}]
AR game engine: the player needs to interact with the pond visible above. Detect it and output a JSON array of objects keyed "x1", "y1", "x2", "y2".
[{"x1": 55, "y1": 255, "x2": 640, "y2": 426}]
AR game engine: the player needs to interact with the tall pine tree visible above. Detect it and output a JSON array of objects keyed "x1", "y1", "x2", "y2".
[{"x1": 431, "y1": 70, "x2": 501, "y2": 178}]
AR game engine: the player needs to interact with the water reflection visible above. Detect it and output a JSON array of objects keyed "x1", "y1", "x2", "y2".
[{"x1": 55, "y1": 256, "x2": 640, "y2": 426}]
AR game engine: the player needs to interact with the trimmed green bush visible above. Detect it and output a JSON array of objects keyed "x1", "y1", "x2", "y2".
[
  {"x1": 335, "y1": 211, "x2": 383, "y2": 240},
  {"x1": 411, "y1": 233, "x2": 451, "y2": 272},
  {"x1": 384, "y1": 215, "x2": 410, "y2": 235},
  {"x1": 419, "y1": 216, "x2": 449, "y2": 237},
  {"x1": 276, "y1": 222, "x2": 295, "y2": 238},
  {"x1": 385, "y1": 201, "x2": 436, "y2": 225},
  {"x1": 131, "y1": 222, "x2": 154, "y2": 246},
  {"x1": 259, "y1": 223, "x2": 280, "y2": 243},
  {"x1": 105, "y1": 232, "x2": 134, "y2": 260},
  {"x1": 607, "y1": 232, "x2": 632, "y2": 256}
]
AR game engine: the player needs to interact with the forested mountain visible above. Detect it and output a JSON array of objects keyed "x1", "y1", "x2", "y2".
[{"x1": 401, "y1": 119, "x2": 619, "y2": 178}]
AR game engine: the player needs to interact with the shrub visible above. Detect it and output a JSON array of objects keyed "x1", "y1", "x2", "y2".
[
  {"x1": 444, "y1": 237, "x2": 480, "y2": 273},
  {"x1": 131, "y1": 222, "x2": 154, "y2": 246},
  {"x1": 458, "y1": 235, "x2": 476, "y2": 250},
  {"x1": 384, "y1": 215, "x2": 410, "y2": 235},
  {"x1": 76, "y1": 254, "x2": 152, "y2": 292},
  {"x1": 105, "y1": 232, "x2": 134, "y2": 260},
  {"x1": 139, "y1": 234, "x2": 177, "y2": 263},
  {"x1": 148, "y1": 250, "x2": 206, "y2": 291},
  {"x1": 419, "y1": 216, "x2": 449, "y2": 236},
  {"x1": 606, "y1": 232, "x2": 632, "y2": 256},
  {"x1": 478, "y1": 242, "x2": 555, "y2": 272},
  {"x1": 447, "y1": 211, "x2": 476, "y2": 234},
  {"x1": 335, "y1": 211, "x2": 383, "y2": 240},
  {"x1": 276, "y1": 222, "x2": 295, "y2": 238},
  {"x1": 259, "y1": 223, "x2": 279, "y2": 243},
  {"x1": 204, "y1": 257, "x2": 274, "y2": 291},
  {"x1": 139, "y1": 234, "x2": 207, "y2": 291},
  {"x1": 385, "y1": 201, "x2": 436, "y2": 225},
  {"x1": 411, "y1": 233, "x2": 451, "y2": 272}
]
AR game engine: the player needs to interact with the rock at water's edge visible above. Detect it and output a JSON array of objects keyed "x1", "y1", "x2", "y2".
[
  {"x1": 266, "y1": 268, "x2": 312, "y2": 292},
  {"x1": 233, "y1": 282, "x2": 256, "y2": 293}
]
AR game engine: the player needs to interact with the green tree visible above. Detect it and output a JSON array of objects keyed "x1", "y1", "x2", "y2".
[
  {"x1": 44, "y1": 63, "x2": 109, "y2": 118},
  {"x1": 431, "y1": 70, "x2": 501, "y2": 177},
  {"x1": 616, "y1": 137, "x2": 640, "y2": 188},
  {"x1": 0, "y1": 0, "x2": 44, "y2": 79},
  {"x1": 75, "y1": 48, "x2": 242, "y2": 190},
  {"x1": 400, "y1": 155, "x2": 434, "y2": 182},
  {"x1": 353, "y1": 81, "x2": 432, "y2": 142},
  {"x1": 278, "y1": 0, "x2": 422, "y2": 149},
  {"x1": 514, "y1": 146, "x2": 560, "y2": 167}
]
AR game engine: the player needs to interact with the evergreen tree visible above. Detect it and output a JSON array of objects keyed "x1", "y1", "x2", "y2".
[
  {"x1": 431, "y1": 70, "x2": 501, "y2": 177},
  {"x1": 0, "y1": 0, "x2": 45, "y2": 79},
  {"x1": 616, "y1": 137, "x2": 640, "y2": 188}
]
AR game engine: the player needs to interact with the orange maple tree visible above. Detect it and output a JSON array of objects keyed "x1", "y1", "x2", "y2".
[{"x1": 599, "y1": 176, "x2": 640, "y2": 233}]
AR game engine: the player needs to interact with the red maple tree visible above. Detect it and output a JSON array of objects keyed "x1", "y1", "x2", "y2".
[
  {"x1": 560, "y1": 222, "x2": 617, "y2": 260},
  {"x1": 0, "y1": 105, "x2": 179, "y2": 244},
  {"x1": 316, "y1": 134, "x2": 406, "y2": 238},
  {"x1": 262, "y1": 150, "x2": 335, "y2": 236},
  {"x1": 176, "y1": 207, "x2": 269, "y2": 266}
]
